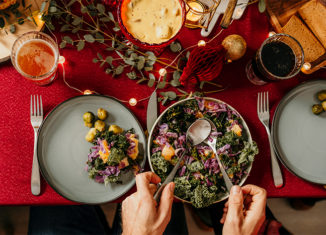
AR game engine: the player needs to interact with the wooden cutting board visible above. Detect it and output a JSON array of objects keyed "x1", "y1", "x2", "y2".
[
  {"x1": 0, "y1": 0, "x2": 48, "y2": 63},
  {"x1": 266, "y1": 0, "x2": 326, "y2": 74}
]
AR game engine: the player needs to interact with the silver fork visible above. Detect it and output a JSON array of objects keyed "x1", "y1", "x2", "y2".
[
  {"x1": 257, "y1": 92, "x2": 283, "y2": 188},
  {"x1": 30, "y1": 95, "x2": 43, "y2": 195}
]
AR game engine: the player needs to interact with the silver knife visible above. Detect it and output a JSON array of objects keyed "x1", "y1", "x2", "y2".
[{"x1": 146, "y1": 91, "x2": 158, "y2": 133}]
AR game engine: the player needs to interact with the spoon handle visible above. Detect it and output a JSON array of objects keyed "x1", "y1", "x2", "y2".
[
  {"x1": 207, "y1": 142, "x2": 233, "y2": 192},
  {"x1": 154, "y1": 151, "x2": 185, "y2": 203}
]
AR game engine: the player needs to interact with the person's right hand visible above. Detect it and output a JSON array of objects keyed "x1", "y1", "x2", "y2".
[{"x1": 221, "y1": 184, "x2": 267, "y2": 235}]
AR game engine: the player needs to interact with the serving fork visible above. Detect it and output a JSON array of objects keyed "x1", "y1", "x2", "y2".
[
  {"x1": 257, "y1": 92, "x2": 283, "y2": 188},
  {"x1": 30, "y1": 95, "x2": 43, "y2": 195}
]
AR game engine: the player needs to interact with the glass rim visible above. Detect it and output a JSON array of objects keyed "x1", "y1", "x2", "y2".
[
  {"x1": 186, "y1": 0, "x2": 220, "y2": 15},
  {"x1": 257, "y1": 33, "x2": 305, "y2": 80},
  {"x1": 11, "y1": 31, "x2": 59, "y2": 80}
]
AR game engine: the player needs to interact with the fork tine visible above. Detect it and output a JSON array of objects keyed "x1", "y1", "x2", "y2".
[
  {"x1": 266, "y1": 91, "x2": 269, "y2": 112},
  {"x1": 40, "y1": 95, "x2": 43, "y2": 116},
  {"x1": 259, "y1": 92, "x2": 262, "y2": 113},
  {"x1": 37, "y1": 95, "x2": 39, "y2": 116},
  {"x1": 30, "y1": 95, "x2": 33, "y2": 116},
  {"x1": 33, "y1": 95, "x2": 36, "y2": 117}
]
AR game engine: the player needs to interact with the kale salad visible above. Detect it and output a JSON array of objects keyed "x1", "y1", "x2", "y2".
[
  {"x1": 83, "y1": 108, "x2": 142, "y2": 185},
  {"x1": 150, "y1": 98, "x2": 258, "y2": 208}
]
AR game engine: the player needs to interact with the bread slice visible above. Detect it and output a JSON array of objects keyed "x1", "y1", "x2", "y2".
[
  {"x1": 282, "y1": 15, "x2": 325, "y2": 62},
  {"x1": 298, "y1": 0, "x2": 326, "y2": 48}
]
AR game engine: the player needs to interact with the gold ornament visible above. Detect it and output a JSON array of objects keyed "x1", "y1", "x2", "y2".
[{"x1": 222, "y1": 34, "x2": 247, "y2": 61}]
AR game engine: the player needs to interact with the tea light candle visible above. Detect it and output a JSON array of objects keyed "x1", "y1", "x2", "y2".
[{"x1": 186, "y1": 1, "x2": 204, "y2": 22}]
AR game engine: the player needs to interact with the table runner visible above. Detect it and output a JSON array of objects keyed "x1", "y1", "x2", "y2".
[{"x1": 0, "y1": 4, "x2": 325, "y2": 205}]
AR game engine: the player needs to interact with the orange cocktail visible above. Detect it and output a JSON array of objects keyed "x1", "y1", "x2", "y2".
[{"x1": 11, "y1": 31, "x2": 59, "y2": 85}]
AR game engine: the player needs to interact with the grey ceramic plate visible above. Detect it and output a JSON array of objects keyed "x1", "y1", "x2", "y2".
[
  {"x1": 37, "y1": 95, "x2": 146, "y2": 203},
  {"x1": 272, "y1": 80, "x2": 326, "y2": 184},
  {"x1": 148, "y1": 97, "x2": 254, "y2": 204}
]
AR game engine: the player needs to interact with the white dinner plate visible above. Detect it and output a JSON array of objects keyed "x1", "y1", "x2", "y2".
[
  {"x1": 272, "y1": 80, "x2": 326, "y2": 184},
  {"x1": 37, "y1": 95, "x2": 146, "y2": 203}
]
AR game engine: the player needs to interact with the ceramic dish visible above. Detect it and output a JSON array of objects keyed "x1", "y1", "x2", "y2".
[
  {"x1": 37, "y1": 95, "x2": 146, "y2": 203},
  {"x1": 147, "y1": 97, "x2": 255, "y2": 205},
  {"x1": 272, "y1": 80, "x2": 326, "y2": 184}
]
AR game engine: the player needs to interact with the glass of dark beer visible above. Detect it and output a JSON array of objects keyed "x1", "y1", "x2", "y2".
[{"x1": 246, "y1": 33, "x2": 304, "y2": 85}]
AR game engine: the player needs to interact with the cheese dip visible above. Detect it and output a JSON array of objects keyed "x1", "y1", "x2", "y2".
[{"x1": 121, "y1": 0, "x2": 183, "y2": 44}]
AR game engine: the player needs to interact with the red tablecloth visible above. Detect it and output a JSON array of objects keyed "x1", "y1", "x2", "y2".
[{"x1": 0, "y1": 4, "x2": 325, "y2": 205}]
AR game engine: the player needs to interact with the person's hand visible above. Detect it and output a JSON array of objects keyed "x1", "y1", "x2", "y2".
[
  {"x1": 221, "y1": 184, "x2": 267, "y2": 235},
  {"x1": 121, "y1": 172, "x2": 175, "y2": 235}
]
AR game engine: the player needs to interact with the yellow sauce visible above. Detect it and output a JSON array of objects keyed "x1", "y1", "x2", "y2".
[{"x1": 122, "y1": 0, "x2": 183, "y2": 44}]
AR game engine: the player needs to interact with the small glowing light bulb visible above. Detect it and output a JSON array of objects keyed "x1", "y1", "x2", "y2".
[
  {"x1": 159, "y1": 68, "x2": 167, "y2": 76},
  {"x1": 303, "y1": 62, "x2": 311, "y2": 71},
  {"x1": 38, "y1": 13, "x2": 42, "y2": 19},
  {"x1": 83, "y1": 90, "x2": 93, "y2": 95},
  {"x1": 198, "y1": 40, "x2": 206, "y2": 47},
  {"x1": 59, "y1": 56, "x2": 65, "y2": 64},
  {"x1": 227, "y1": 59, "x2": 232, "y2": 63},
  {"x1": 129, "y1": 98, "x2": 137, "y2": 106},
  {"x1": 268, "y1": 31, "x2": 276, "y2": 37}
]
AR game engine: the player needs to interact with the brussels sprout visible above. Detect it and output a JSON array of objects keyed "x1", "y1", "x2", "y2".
[
  {"x1": 322, "y1": 101, "x2": 326, "y2": 111},
  {"x1": 84, "y1": 121, "x2": 93, "y2": 128},
  {"x1": 83, "y1": 112, "x2": 95, "y2": 123},
  {"x1": 97, "y1": 108, "x2": 108, "y2": 120},
  {"x1": 94, "y1": 120, "x2": 106, "y2": 132},
  {"x1": 312, "y1": 104, "x2": 324, "y2": 115},
  {"x1": 109, "y1": 124, "x2": 123, "y2": 134},
  {"x1": 85, "y1": 128, "x2": 97, "y2": 142},
  {"x1": 317, "y1": 90, "x2": 326, "y2": 101}
]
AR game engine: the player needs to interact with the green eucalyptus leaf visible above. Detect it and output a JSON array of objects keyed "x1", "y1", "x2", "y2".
[
  {"x1": 166, "y1": 91, "x2": 177, "y2": 100},
  {"x1": 124, "y1": 58, "x2": 135, "y2": 66},
  {"x1": 173, "y1": 71, "x2": 181, "y2": 80},
  {"x1": 63, "y1": 36, "x2": 73, "y2": 45},
  {"x1": 60, "y1": 24, "x2": 70, "y2": 32},
  {"x1": 100, "y1": 17, "x2": 111, "y2": 22},
  {"x1": 97, "y1": 3, "x2": 106, "y2": 14},
  {"x1": 59, "y1": 41, "x2": 66, "y2": 49},
  {"x1": 258, "y1": 0, "x2": 266, "y2": 13},
  {"x1": 127, "y1": 71, "x2": 137, "y2": 80},
  {"x1": 113, "y1": 26, "x2": 120, "y2": 32},
  {"x1": 72, "y1": 27, "x2": 80, "y2": 33},
  {"x1": 162, "y1": 96, "x2": 168, "y2": 105},
  {"x1": 84, "y1": 34, "x2": 95, "y2": 43},
  {"x1": 93, "y1": 58, "x2": 99, "y2": 63},
  {"x1": 95, "y1": 32, "x2": 104, "y2": 43},
  {"x1": 105, "y1": 68, "x2": 112, "y2": 74},
  {"x1": 157, "y1": 97, "x2": 163, "y2": 102},
  {"x1": 100, "y1": 61, "x2": 106, "y2": 67},
  {"x1": 170, "y1": 41, "x2": 182, "y2": 53},
  {"x1": 157, "y1": 81, "x2": 166, "y2": 89},
  {"x1": 97, "y1": 53, "x2": 103, "y2": 60},
  {"x1": 130, "y1": 53, "x2": 138, "y2": 60},
  {"x1": 148, "y1": 74, "x2": 155, "y2": 87},
  {"x1": 105, "y1": 47, "x2": 115, "y2": 51},
  {"x1": 115, "y1": 65, "x2": 124, "y2": 75},
  {"x1": 105, "y1": 56, "x2": 113, "y2": 65},
  {"x1": 160, "y1": 92, "x2": 167, "y2": 97},
  {"x1": 171, "y1": 79, "x2": 180, "y2": 87},
  {"x1": 49, "y1": 6, "x2": 57, "y2": 13},
  {"x1": 81, "y1": 6, "x2": 88, "y2": 13},
  {"x1": 72, "y1": 16, "x2": 82, "y2": 26},
  {"x1": 40, "y1": 1, "x2": 47, "y2": 13},
  {"x1": 77, "y1": 40, "x2": 85, "y2": 51},
  {"x1": 149, "y1": 73, "x2": 155, "y2": 81},
  {"x1": 108, "y1": 12, "x2": 114, "y2": 21},
  {"x1": 146, "y1": 51, "x2": 157, "y2": 62}
]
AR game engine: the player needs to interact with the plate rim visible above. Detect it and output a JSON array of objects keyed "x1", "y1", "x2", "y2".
[
  {"x1": 37, "y1": 94, "x2": 146, "y2": 204},
  {"x1": 271, "y1": 79, "x2": 326, "y2": 185},
  {"x1": 147, "y1": 97, "x2": 254, "y2": 205}
]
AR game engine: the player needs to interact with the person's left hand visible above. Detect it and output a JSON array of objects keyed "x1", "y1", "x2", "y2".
[{"x1": 121, "y1": 172, "x2": 175, "y2": 235}]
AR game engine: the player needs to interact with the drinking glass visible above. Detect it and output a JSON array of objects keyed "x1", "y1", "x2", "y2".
[
  {"x1": 246, "y1": 33, "x2": 304, "y2": 85},
  {"x1": 11, "y1": 31, "x2": 59, "y2": 86}
]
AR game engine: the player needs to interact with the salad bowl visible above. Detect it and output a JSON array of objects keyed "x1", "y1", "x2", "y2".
[{"x1": 147, "y1": 97, "x2": 256, "y2": 207}]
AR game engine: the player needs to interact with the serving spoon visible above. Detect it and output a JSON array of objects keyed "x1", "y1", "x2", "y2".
[
  {"x1": 203, "y1": 118, "x2": 233, "y2": 192},
  {"x1": 153, "y1": 119, "x2": 211, "y2": 203}
]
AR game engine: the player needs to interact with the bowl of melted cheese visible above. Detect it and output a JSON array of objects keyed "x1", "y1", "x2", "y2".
[{"x1": 118, "y1": 0, "x2": 185, "y2": 48}]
